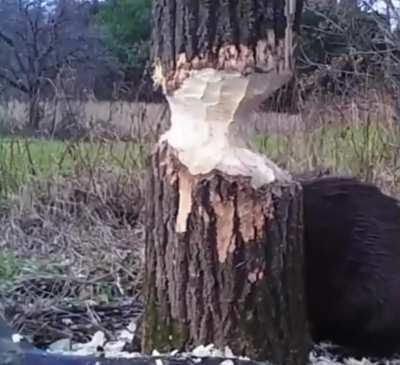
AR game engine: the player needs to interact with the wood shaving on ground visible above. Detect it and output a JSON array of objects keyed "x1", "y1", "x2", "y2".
[{"x1": 45, "y1": 335, "x2": 400, "y2": 365}]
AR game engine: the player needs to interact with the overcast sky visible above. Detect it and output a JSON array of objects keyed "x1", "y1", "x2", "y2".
[{"x1": 371, "y1": 0, "x2": 400, "y2": 29}]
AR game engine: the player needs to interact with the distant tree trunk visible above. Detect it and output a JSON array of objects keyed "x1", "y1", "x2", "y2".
[
  {"x1": 142, "y1": 1, "x2": 310, "y2": 364},
  {"x1": 28, "y1": 91, "x2": 42, "y2": 130}
]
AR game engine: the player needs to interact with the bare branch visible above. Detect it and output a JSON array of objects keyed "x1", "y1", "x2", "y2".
[
  {"x1": 0, "y1": 71, "x2": 28, "y2": 93},
  {"x1": 0, "y1": 29, "x2": 15, "y2": 47},
  {"x1": 0, "y1": 0, "x2": 111, "y2": 128}
]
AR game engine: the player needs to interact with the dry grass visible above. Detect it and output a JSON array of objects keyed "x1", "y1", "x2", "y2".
[
  {"x1": 1, "y1": 99, "x2": 169, "y2": 142},
  {"x1": 0, "y1": 141, "x2": 148, "y2": 348}
]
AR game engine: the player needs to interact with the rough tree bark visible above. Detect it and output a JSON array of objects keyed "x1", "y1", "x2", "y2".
[
  {"x1": 142, "y1": 1, "x2": 310, "y2": 365},
  {"x1": 143, "y1": 143, "x2": 308, "y2": 363}
]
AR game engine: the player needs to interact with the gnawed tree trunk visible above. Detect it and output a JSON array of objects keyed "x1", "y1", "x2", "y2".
[
  {"x1": 143, "y1": 143, "x2": 308, "y2": 364},
  {"x1": 143, "y1": 1, "x2": 310, "y2": 364}
]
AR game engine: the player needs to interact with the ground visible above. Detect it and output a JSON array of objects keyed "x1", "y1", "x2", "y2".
[{"x1": 0, "y1": 137, "x2": 147, "y2": 348}]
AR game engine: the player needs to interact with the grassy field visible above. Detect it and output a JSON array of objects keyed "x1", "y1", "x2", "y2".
[
  {"x1": 1, "y1": 122, "x2": 400, "y2": 200},
  {"x1": 252, "y1": 123, "x2": 400, "y2": 197},
  {"x1": 0, "y1": 137, "x2": 148, "y2": 200}
]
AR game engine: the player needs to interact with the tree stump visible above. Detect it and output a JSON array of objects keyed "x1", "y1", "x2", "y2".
[
  {"x1": 142, "y1": 1, "x2": 310, "y2": 364},
  {"x1": 142, "y1": 143, "x2": 309, "y2": 365}
]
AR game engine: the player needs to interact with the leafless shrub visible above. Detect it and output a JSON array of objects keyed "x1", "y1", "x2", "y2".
[{"x1": 298, "y1": 3, "x2": 394, "y2": 100}]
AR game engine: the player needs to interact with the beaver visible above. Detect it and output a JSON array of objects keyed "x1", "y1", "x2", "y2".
[{"x1": 302, "y1": 177, "x2": 400, "y2": 356}]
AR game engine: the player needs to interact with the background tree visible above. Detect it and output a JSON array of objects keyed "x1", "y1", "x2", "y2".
[
  {"x1": 0, "y1": 0, "x2": 104, "y2": 130},
  {"x1": 96, "y1": 0, "x2": 152, "y2": 71},
  {"x1": 299, "y1": 0, "x2": 400, "y2": 105}
]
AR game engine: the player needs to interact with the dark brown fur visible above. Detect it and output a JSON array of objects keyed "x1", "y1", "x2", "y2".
[{"x1": 302, "y1": 177, "x2": 400, "y2": 356}]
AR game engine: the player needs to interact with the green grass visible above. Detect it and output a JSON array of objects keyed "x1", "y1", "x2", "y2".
[
  {"x1": 252, "y1": 124, "x2": 400, "y2": 190},
  {"x1": 0, "y1": 137, "x2": 148, "y2": 200},
  {"x1": 1, "y1": 122, "x2": 400, "y2": 201},
  {"x1": 0, "y1": 250, "x2": 79, "y2": 293},
  {"x1": 0, "y1": 251, "x2": 36, "y2": 292}
]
